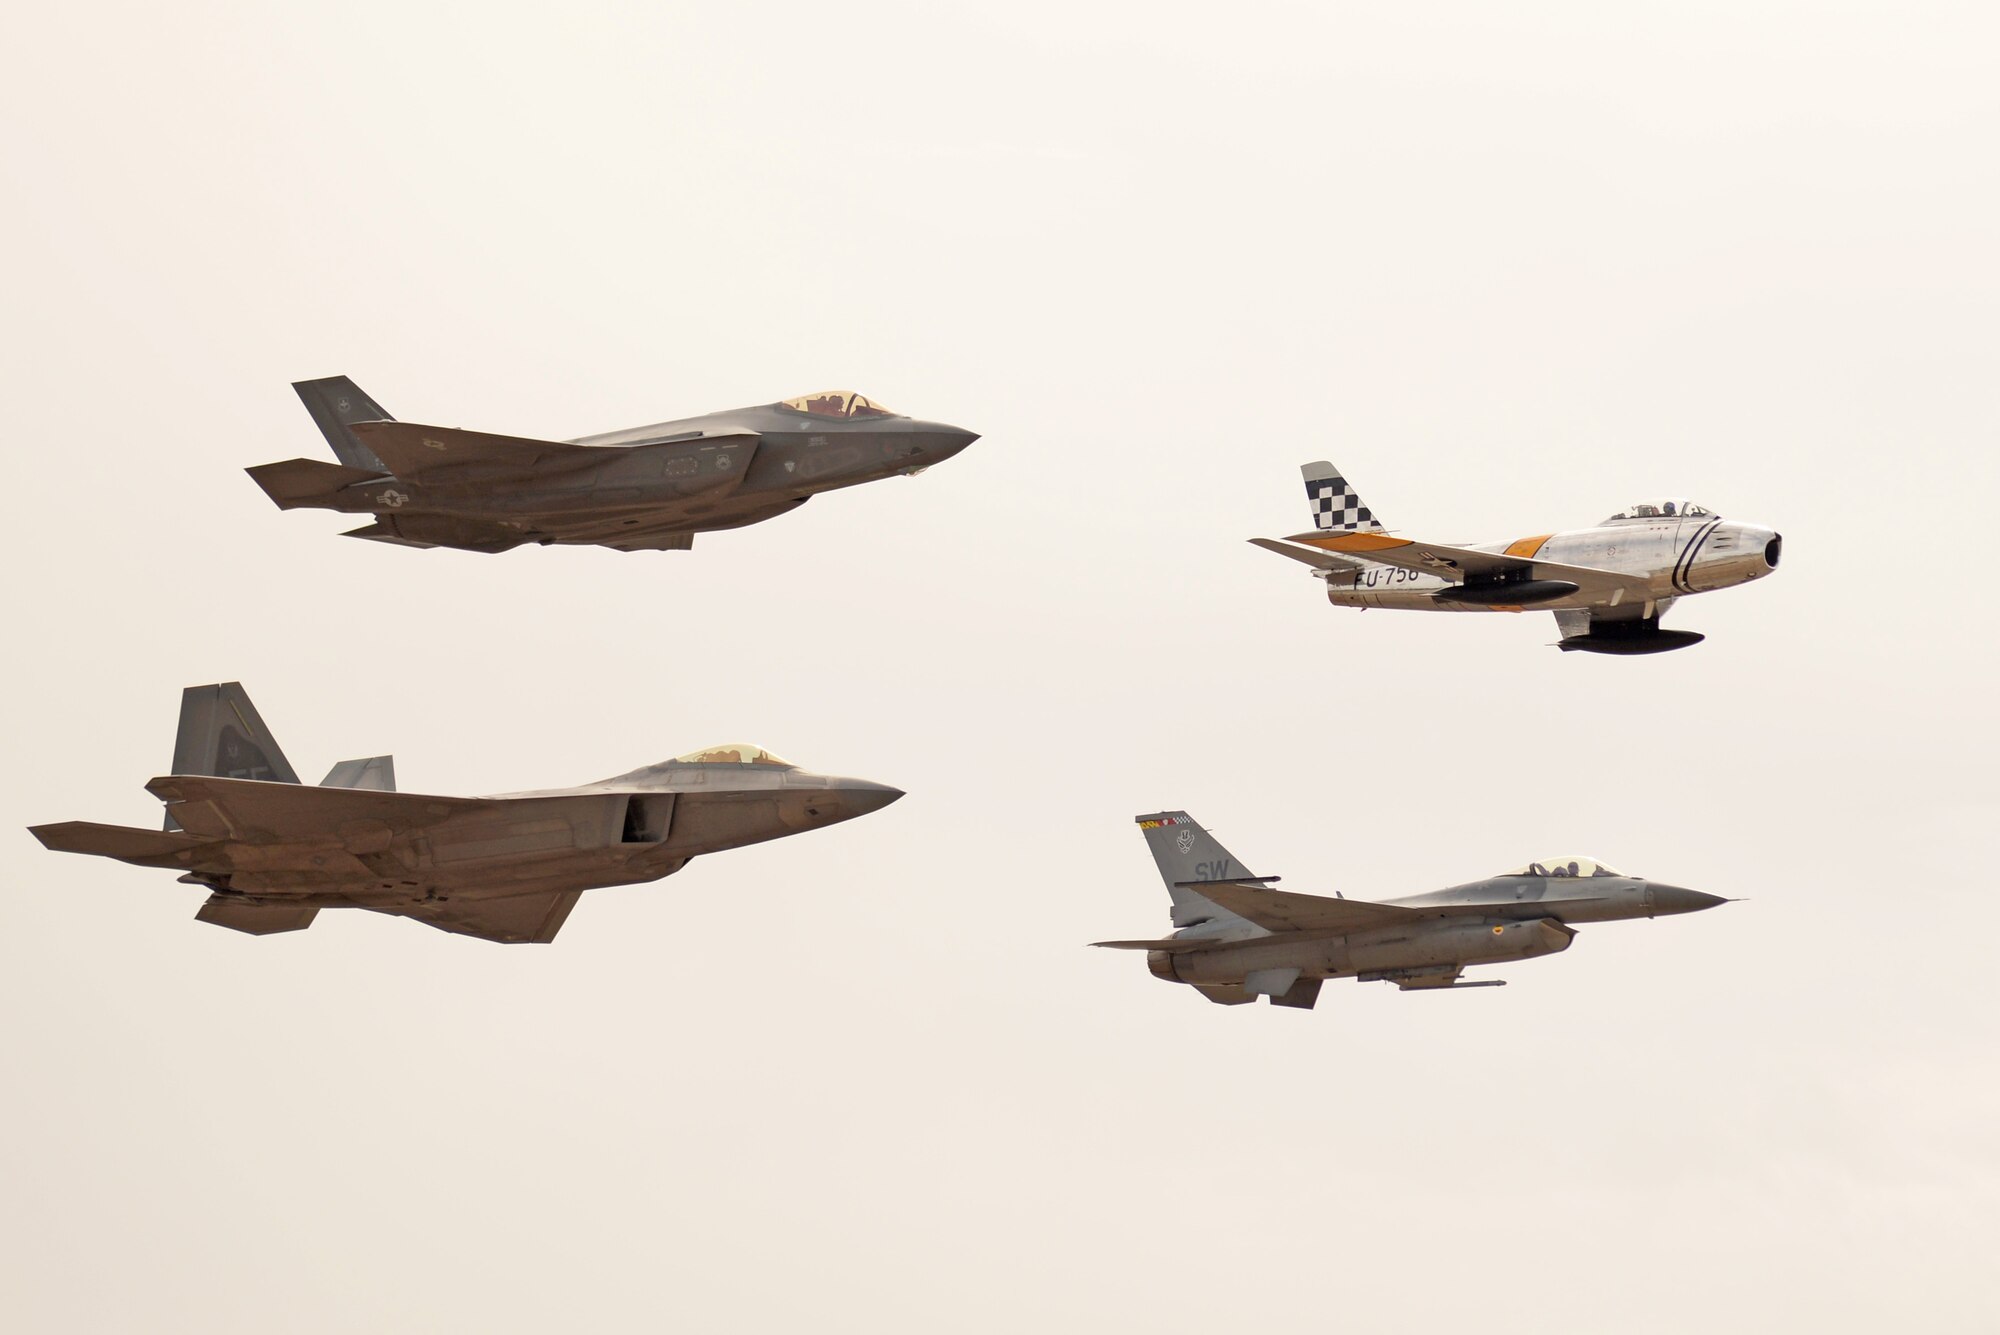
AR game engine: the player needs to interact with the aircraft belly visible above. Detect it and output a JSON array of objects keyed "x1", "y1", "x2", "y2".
[{"x1": 1173, "y1": 919, "x2": 1571, "y2": 985}]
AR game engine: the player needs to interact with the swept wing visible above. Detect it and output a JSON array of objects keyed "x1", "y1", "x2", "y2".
[
  {"x1": 348, "y1": 421, "x2": 602, "y2": 479},
  {"x1": 382, "y1": 890, "x2": 583, "y2": 944},
  {"x1": 1184, "y1": 880, "x2": 1609, "y2": 934},
  {"x1": 145, "y1": 774, "x2": 494, "y2": 840},
  {"x1": 1283, "y1": 531, "x2": 1653, "y2": 602}
]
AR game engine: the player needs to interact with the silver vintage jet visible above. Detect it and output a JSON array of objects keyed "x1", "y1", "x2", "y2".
[
  {"x1": 1252, "y1": 461, "x2": 1781, "y2": 653},
  {"x1": 250, "y1": 378, "x2": 979, "y2": 553},
  {"x1": 29, "y1": 684, "x2": 902, "y2": 943},
  {"x1": 1096, "y1": 812, "x2": 1728, "y2": 1008}
]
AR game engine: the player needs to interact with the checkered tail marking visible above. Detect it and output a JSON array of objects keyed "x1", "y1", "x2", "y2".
[{"x1": 1304, "y1": 470, "x2": 1384, "y2": 533}]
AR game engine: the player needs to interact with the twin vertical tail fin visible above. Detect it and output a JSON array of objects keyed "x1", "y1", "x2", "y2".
[
  {"x1": 166, "y1": 684, "x2": 301, "y2": 830},
  {"x1": 293, "y1": 376, "x2": 395, "y2": 473},
  {"x1": 1301, "y1": 461, "x2": 1385, "y2": 534},
  {"x1": 1135, "y1": 811, "x2": 1267, "y2": 929}
]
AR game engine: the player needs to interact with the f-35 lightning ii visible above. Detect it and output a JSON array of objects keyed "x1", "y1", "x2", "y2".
[
  {"x1": 28, "y1": 684, "x2": 902, "y2": 943},
  {"x1": 1096, "y1": 812, "x2": 1728, "y2": 1008},
  {"x1": 250, "y1": 378, "x2": 979, "y2": 553},
  {"x1": 1252, "y1": 461, "x2": 1781, "y2": 653}
]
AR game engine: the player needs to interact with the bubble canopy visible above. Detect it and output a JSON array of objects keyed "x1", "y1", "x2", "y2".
[
  {"x1": 1603, "y1": 499, "x2": 1713, "y2": 523},
  {"x1": 777, "y1": 390, "x2": 898, "y2": 419},
  {"x1": 1499, "y1": 856, "x2": 1626, "y2": 879},
  {"x1": 670, "y1": 743, "x2": 795, "y2": 767}
]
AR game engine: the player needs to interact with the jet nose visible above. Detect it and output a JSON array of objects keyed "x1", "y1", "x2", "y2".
[
  {"x1": 913, "y1": 423, "x2": 980, "y2": 460},
  {"x1": 838, "y1": 779, "x2": 905, "y2": 817},
  {"x1": 1647, "y1": 883, "x2": 1729, "y2": 915}
]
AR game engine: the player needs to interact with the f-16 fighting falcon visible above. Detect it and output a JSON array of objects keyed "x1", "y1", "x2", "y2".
[
  {"x1": 28, "y1": 684, "x2": 902, "y2": 943},
  {"x1": 1096, "y1": 813, "x2": 1728, "y2": 1008},
  {"x1": 249, "y1": 378, "x2": 979, "y2": 553},
  {"x1": 1252, "y1": 461, "x2": 1781, "y2": 653}
]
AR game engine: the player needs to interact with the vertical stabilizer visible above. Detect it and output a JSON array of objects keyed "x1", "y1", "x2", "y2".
[
  {"x1": 168, "y1": 684, "x2": 300, "y2": 830},
  {"x1": 293, "y1": 376, "x2": 394, "y2": 472},
  {"x1": 321, "y1": 756, "x2": 396, "y2": 791},
  {"x1": 1135, "y1": 812, "x2": 1266, "y2": 929},
  {"x1": 1301, "y1": 461, "x2": 1385, "y2": 533}
]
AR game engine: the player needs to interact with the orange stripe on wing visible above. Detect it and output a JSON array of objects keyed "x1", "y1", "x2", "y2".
[
  {"x1": 1294, "y1": 532, "x2": 1412, "y2": 553},
  {"x1": 1504, "y1": 534, "x2": 1553, "y2": 558}
]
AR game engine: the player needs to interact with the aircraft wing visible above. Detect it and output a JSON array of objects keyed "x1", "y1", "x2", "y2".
[
  {"x1": 144, "y1": 775, "x2": 494, "y2": 841},
  {"x1": 385, "y1": 890, "x2": 583, "y2": 944},
  {"x1": 348, "y1": 421, "x2": 602, "y2": 480},
  {"x1": 591, "y1": 497, "x2": 809, "y2": 552},
  {"x1": 1247, "y1": 537, "x2": 1365, "y2": 572},
  {"x1": 1285, "y1": 532, "x2": 1653, "y2": 601},
  {"x1": 1191, "y1": 880, "x2": 1613, "y2": 934},
  {"x1": 1184, "y1": 880, "x2": 1425, "y2": 933}
]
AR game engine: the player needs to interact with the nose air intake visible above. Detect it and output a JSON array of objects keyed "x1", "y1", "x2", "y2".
[{"x1": 1765, "y1": 535, "x2": 1783, "y2": 569}]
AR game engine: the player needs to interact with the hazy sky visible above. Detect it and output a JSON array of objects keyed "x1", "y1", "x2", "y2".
[{"x1": 4, "y1": 3, "x2": 1996, "y2": 1331}]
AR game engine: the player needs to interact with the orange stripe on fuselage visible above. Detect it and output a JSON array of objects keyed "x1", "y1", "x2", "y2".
[{"x1": 1504, "y1": 534, "x2": 1552, "y2": 558}]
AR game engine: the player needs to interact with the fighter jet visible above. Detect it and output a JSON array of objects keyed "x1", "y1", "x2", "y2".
[
  {"x1": 1251, "y1": 462, "x2": 1781, "y2": 653},
  {"x1": 1096, "y1": 812, "x2": 1728, "y2": 1007},
  {"x1": 28, "y1": 684, "x2": 902, "y2": 943},
  {"x1": 249, "y1": 378, "x2": 979, "y2": 553}
]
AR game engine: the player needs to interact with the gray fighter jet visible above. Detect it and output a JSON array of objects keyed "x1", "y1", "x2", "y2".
[
  {"x1": 249, "y1": 379, "x2": 979, "y2": 553},
  {"x1": 1252, "y1": 461, "x2": 1781, "y2": 653},
  {"x1": 28, "y1": 684, "x2": 902, "y2": 943},
  {"x1": 1096, "y1": 812, "x2": 1728, "y2": 1007}
]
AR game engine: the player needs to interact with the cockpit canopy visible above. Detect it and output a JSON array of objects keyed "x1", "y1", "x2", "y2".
[
  {"x1": 1499, "y1": 856, "x2": 1626, "y2": 879},
  {"x1": 777, "y1": 390, "x2": 898, "y2": 419},
  {"x1": 1603, "y1": 499, "x2": 1714, "y2": 523},
  {"x1": 670, "y1": 743, "x2": 794, "y2": 768}
]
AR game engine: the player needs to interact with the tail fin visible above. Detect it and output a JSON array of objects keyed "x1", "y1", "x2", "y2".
[
  {"x1": 1301, "y1": 461, "x2": 1385, "y2": 533},
  {"x1": 293, "y1": 376, "x2": 394, "y2": 472},
  {"x1": 1135, "y1": 811, "x2": 1269, "y2": 928},
  {"x1": 320, "y1": 756, "x2": 396, "y2": 791},
  {"x1": 168, "y1": 684, "x2": 300, "y2": 830}
]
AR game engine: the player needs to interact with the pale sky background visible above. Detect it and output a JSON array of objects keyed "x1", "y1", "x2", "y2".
[{"x1": 3, "y1": 2, "x2": 1997, "y2": 1331}]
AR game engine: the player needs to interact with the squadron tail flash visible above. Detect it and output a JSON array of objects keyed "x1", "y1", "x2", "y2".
[
  {"x1": 1301, "y1": 460, "x2": 1385, "y2": 534},
  {"x1": 166, "y1": 684, "x2": 300, "y2": 830},
  {"x1": 1135, "y1": 811, "x2": 1270, "y2": 929}
]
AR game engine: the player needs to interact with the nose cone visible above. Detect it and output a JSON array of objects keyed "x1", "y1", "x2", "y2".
[
  {"x1": 911, "y1": 422, "x2": 980, "y2": 462},
  {"x1": 1648, "y1": 883, "x2": 1729, "y2": 916},
  {"x1": 837, "y1": 778, "x2": 905, "y2": 818}
]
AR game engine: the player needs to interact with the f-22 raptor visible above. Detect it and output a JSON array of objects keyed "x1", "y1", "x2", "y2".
[
  {"x1": 1096, "y1": 812, "x2": 1728, "y2": 1007},
  {"x1": 1253, "y1": 461, "x2": 1781, "y2": 653},
  {"x1": 250, "y1": 379, "x2": 979, "y2": 553},
  {"x1": 29, "y1": 684, "x2": 902, "y2": 943}
]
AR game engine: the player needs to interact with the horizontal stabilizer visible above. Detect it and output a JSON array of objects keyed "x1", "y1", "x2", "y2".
[
  {"x1": 1247, "y1": 537, "x2": 1364, "y2": 572},
  {"x1": 30, "y1": 821, "x2": 207, "y2": 863},
  {"x1": 321, "y1": 756, "x2": 396, "y2": 791},
  {"x1": 349, "y1": 421, "x2": 597, "y2": 481},
  {"x1": 247, "y1": 458, "x2": 387, "y2": 508},
  {"x1": 196, "y1": 896, "x2": 319, "y2": 935},
  {"x1": 1090, "y1": 937, "x2": 1207, "y2": 953}
]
